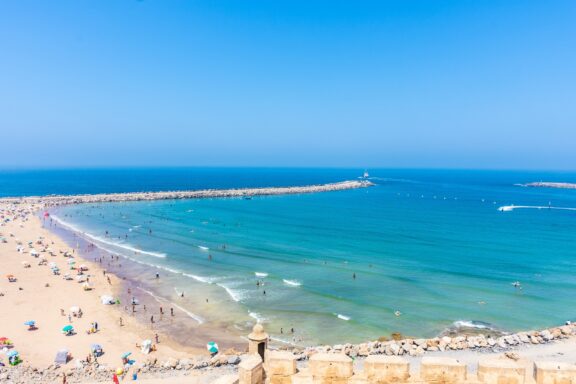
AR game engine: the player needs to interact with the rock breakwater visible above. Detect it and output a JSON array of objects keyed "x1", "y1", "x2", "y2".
[
  {"x1": 0, "y1": 180, "x2": 373, "y2": 207},
  {"x1": 288, "y1": 323, "x2": 576, "y2": 359}
]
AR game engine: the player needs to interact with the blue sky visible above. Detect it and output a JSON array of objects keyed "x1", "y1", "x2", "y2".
[{"x1": 1, "y1": 1, "x2": 575, "y2": 169}]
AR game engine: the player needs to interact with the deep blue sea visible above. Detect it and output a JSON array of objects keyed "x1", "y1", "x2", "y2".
[{"x1": 2, "y1": 168, "x2": 576, "y2": 345}]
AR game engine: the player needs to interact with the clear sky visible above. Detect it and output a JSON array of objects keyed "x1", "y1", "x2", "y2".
[{"x1": 1, "y1": 1, "x2": 575, "y2": 169}]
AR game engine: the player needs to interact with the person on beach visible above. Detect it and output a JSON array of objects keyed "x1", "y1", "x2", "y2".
[
  {"x1": 155, "y1": 273, "x2": 160, "y2": 279},
  {"x1": 170, "y1": 307, "x2": 174, "y2": 316},
  {"x1": 160, "y1": 307, "x2": 163, "y2": 315},
  {"x1": 155, "y1": 333, "x2": 159, "y2": 343},
  {"x1": 119, "y1": 317, "x2": 123, "y2": 326},
  {"x1": 150, "y1": 315, "x2": 154, "y2": 324}
]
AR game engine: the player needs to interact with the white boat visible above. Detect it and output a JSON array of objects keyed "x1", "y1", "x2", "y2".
[{"x1": 363, "y1": 170, "x2": 369, "y2": 178}]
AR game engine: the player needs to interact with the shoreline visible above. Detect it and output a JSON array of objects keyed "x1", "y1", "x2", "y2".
[{"x1": 44, "y1": 210, "x2": 247, "y2": 353}]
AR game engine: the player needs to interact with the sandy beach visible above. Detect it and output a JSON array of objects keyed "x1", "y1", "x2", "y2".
[{"x1": 0, "y1": 202, "x2": 208, "y2": 367}]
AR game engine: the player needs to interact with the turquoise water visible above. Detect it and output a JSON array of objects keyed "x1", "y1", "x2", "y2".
[{"x1": 22, "y1": 169, "x2": 576, "y2": 345}]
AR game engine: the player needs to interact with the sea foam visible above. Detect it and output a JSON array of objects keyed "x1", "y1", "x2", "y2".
[{"x1": 51, "y1": 215, "x2": 166, "y2": 258}]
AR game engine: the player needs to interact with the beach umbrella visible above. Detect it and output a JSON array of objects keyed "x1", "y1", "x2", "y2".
[
  {"x1": 121, "y1": 352, "x2": 132, "y2": 359},
  {"x1": 62, "y1": 325, "x2": 74, "y2": 333},
  {"x1": 24, "y1": 321, "x2": 35, "y2": 326},
  {"x1": 91, "y1": 344, "x2": 102, "y2": 351},
  {"x1": 206, "y1": 341, "x2": 219, "y2": 354},
  {"x1": 6, "y1": 350, "x2": 18, "y2": 358},
  {"x1": 69, "y1": 306, "x2": 80, "y2": 314},
  {"x1": 67, "y1": 260, "x2": 75, "y2": 265}
]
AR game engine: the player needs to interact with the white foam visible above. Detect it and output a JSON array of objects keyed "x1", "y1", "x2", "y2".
[
  {"x1": 283, "y1": 279, "x2": 301, "y2": 287},
  {"x1": 198, "y1": 246, "x2": 209, "y2": 251},
  {"x1": 452, "y1": 320, "x2": 494, "y2": 330},
  {"x1": 136, "y1": 286, "x2": 204, "y2": 324},
  {"x1": 182, "y1": 273, "x2": 218, "y2": 284},
  {"x1": 216, "y1": 283, "x2": 247, "y2": 302},
  {"x1": 336, "y1": 313, "x2": 351, "y2": 321},
  {"x1": 51, "y1": 215, "x2": 166, "y2": 258},
  {"x1": 498, "y1": 205, "x2": 576, "y2": 212},
  {"x1": 249, "y1": 312, "x2": 267, "y2": 323},
  {"x1": 255, "y1": 272, "x2": 268, "y2": 278},
  {"x1": 269, "y1": 336, "x2": 297, "y2": 346}
]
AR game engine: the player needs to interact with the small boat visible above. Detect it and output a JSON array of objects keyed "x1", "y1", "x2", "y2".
[{"x1": 362, "y1": 170, "x2": 369, "y2": 179}]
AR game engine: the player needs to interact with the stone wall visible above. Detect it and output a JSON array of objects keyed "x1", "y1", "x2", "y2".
[{"x1": 233, "y1": 352, "x2": 576, "y2": 384}]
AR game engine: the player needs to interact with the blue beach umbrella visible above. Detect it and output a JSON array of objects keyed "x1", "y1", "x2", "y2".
[
  {"x1": 62, "y1": 325, "x2": 74, "y2": 333},
  {"x1": 91, "y1": 344, "x2": 102, "y2": 350},
  {"x1": 121, "y1": 352, "x2": 132, "y2": 359},
  {"x1": 24, "y1": 321, "x2": 35, "y2": 326},
  {"x1": 7, "y1": 350, "x2": 18, "y2": 358},
  {"x1": 206, "y1": 341, "x2": 219, "y2": 354}
]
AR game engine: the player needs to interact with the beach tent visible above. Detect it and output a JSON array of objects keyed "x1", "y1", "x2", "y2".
[
  {"x1": 141, "y1": 340, "x2": 152, "y2": 354},
  {"x1": 206, "y1": 341, "x2": 219, "y2": 354},
  {"x1": 54, "y1": 349, "x2": 69, "y2": 364},
  {"x1": 69, "y1": 306, "x2": 80, "y2": 315},
  {"x1": 101, "y1": 295, "x2": 115, "y2": 305}
]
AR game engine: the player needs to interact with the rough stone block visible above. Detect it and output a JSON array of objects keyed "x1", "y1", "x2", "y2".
[
  {"x1": 267, "y1": 351, "x2": 298, "y2": 376},
  {"x1": 213, "y1": 374, "x2": 240, "y2": 384},
  {"x1": 478, "y1": 360, "x2": 525, "y2": 384},
  {"x1": 239, "y1": 354, "x2": 264, "y2": 384},
  {"x1": 364, "y1": 355, "x2": 410, "y2": 383},
  {"x1": 292, "y1": 368, "x2": 313, "y2": 384},
  {"x1": 534, "y1": 362, "x2": 576, "y2": 384},
  {"x1": 309, "y1": 353, "x2": 353, "y2": 379},
  {"x1": 420, "y1": 357, "x2": 467, "y2": 384}
]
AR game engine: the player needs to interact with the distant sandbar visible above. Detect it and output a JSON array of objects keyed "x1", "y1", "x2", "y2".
[{"x1": 520, "y1": 182, "x2": 576, "y2": 189}]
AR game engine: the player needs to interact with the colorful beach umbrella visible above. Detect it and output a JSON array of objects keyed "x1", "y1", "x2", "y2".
[
  {"x1": 206, "y1": 341, "x2": 219, "y2": 354},
  {"x1": 24, "y1": 321, "x2": 35, "y2": 326},
  {"x1": 62, "y1": 325, "x2": 74, "y2": 333}
]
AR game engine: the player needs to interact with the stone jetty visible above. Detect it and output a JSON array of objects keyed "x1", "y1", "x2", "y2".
[{"x1": 0, "y1": 180, "x2": 373, "y2": 207}]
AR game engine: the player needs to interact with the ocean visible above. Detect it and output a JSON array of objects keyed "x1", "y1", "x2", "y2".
[{"x1": 2, "y1": 168, "x2": 576, "y2": 345}]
